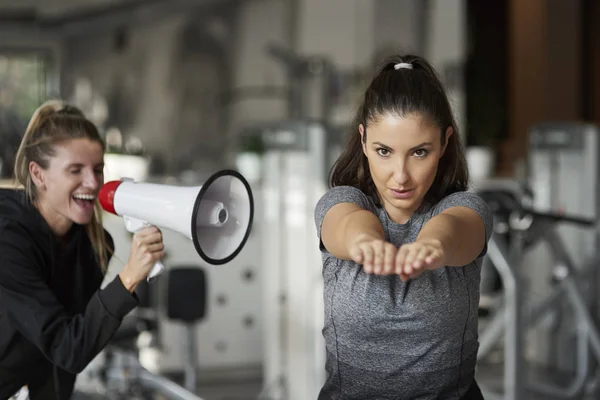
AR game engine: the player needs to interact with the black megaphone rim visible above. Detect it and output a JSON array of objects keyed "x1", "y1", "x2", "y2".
[{"x1": 190, "y1": 169, "x2": 254, "y2": 265}]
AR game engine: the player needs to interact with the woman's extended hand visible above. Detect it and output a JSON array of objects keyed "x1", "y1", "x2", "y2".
[
  {"x1": 349, "y1": 235, "x2": 398, "y2": 275},
  {"x1": 349, "y1": 236, "x2": 446, "y2": 279},
  {"x1": 119, "y1": 226, "x2": 165, "y2": 292},
  {"x1": 395, "y1": 239, "x2": 445, "y2": 280}
]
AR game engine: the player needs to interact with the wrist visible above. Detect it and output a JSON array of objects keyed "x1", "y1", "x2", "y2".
[
  {"x1": 415, "y1": 238, "x2": 446, "y2": 269},
  {"x1": 416, "y1": 237, "x2": 443, "y2": 248},
  {"x1": 352, "y1": 232, "x2": 380, "y2": 247},
  {"x1": 118, "y1": 270, "x2": 138, "y2": 293}
]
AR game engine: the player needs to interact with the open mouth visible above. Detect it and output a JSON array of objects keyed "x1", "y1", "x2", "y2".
[{"x1": 72, "y1": 193, "x2": 96, "y2": 210}]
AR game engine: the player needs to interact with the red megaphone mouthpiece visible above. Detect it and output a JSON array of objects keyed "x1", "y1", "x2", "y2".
[{"x1": 98, "y1": 180, "x2": 123, "y2": 215}]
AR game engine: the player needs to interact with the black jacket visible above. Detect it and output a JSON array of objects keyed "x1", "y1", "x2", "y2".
[{"x1": 0, "y1": 188, "x2": 138, "y2": 399}]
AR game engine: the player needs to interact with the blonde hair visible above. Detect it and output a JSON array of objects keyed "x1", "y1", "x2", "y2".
[{"x1": 13, "y1": 100, "x2": 111, "y2": 272}]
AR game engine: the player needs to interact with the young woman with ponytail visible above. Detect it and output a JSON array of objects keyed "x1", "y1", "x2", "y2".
[
  {"x1": 314, "y1": 55, "x2": 493, "y2": 399},
  {"x1": 0, "y1": 100, "x2": 165, "y2": 399}
]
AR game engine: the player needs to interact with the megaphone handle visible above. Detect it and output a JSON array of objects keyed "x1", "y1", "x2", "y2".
[
  {"x1": 123, "y1": 216, "x2": 166, "y2": 282},
  {"x1": 148, "y1": 261, "x2": 165, "y2": 282}
]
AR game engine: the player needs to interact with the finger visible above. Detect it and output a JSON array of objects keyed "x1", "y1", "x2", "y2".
[
  {"x1": 135, "y1": 225, "x2": 160, "y2": 238},
  {"x1": 403, "y1": 246, "x2": 421, "y2": 275},
  {"x1": 424, "y1": 248, "x2": 442, "y2": 267},
  {"x1": 152, "y1": 251, "x2": 166, "y2": 262},
  {"x1": 134, "y1": 231, "x2": 163, "y2": 249},
  {"x1": 141, "y1": 231, "x2": 164, "y2": 245},
  {"x1": 142, "y1": 249, "x2": 165, "y2": 265},
  {"x1": 142, "y1": 252, "x2": 156, "y2": 266},
  {"x1": 361, "y1": 245, "x2": 374, "y2": 273},
  {"x1": 395, "y1": 246, "x2": 409, "y2": 274},
  {"x1": 404, "y1": 244, "x2": 419, "y2": 265},
  {"x1": 144, "y1": 242, "x2": 165, "y2": 253},
  {"x1": 372, "y1": 241, "x2": 385, "y2": 274},
  {"x1": 383, "y1": 243, "x2": 397, "y2": 274},
  {"x1": 350, "y1": 246, "x2": 364, "y2": 264},
  {"x1": 412, "y1": 246, "x2": 430, "y2": 270},
  {"x1": 131, "y1": 235, "x2": 143, "y2": 249}
]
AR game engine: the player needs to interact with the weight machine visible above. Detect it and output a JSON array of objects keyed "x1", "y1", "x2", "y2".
[
  {"x1": 475, "y1": 186, "x2": 600, "y2": 400},
  {"x1": 474, "y1": 122, "x2": 600, "y2": 399}
]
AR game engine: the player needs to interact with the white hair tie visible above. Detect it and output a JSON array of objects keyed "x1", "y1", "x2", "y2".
[{"x1": 394, "y1": 62, "x2": 413, "y2": 70}]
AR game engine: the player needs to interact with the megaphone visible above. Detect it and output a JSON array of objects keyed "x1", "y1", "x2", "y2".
[{"x1": 98, "y1": 170, "x2": 254, "y2": 280}]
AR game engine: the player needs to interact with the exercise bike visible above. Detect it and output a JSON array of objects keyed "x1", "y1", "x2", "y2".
[{"x1": 475, "y1": 186, "x2": 600, "y2": 400}]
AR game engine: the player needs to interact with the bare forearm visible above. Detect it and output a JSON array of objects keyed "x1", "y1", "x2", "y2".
[
  {"x1": 344, "y1": 210, "x2": 385, "y2": 249},
  {"x1": 327, "y1": 209, "x2": 385, "y2": 259},
  {"x1": 416, "y1": 214, "x2": 467, "y2": 266}
]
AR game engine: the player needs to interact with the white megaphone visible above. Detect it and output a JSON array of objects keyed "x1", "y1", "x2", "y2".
[{"x1": 98, "y1": 170, "x2": 254, "y2": 281}]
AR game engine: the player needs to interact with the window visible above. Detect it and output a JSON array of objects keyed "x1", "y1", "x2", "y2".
[
  {"x1": 0, "y1": 52, "x2": 49, "y2": 119},
  {"x1": 0, "y1": 51, "x2": 52, "y2": 179}
]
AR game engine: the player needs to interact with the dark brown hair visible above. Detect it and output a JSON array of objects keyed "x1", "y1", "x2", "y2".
[
  {"x1": 13, "y1": 100, "x2": 111, "y2": 272},
  {"x1": 329, "y1": 54, "x2": 469, "y2": 207}
]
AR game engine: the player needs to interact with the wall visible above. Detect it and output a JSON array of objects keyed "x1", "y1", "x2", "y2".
[
  {"x1": 0, "y1": 27, "x2": 63, "y2": 99},
  {"x1": 54, "y1": 0, "x2": 466, "y2": 179},
  {"x1": 425, "y1": 0, "x2": 467, "y2": 137}
]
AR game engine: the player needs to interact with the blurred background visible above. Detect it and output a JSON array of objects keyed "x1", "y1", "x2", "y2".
[{"x1": 2, "y1": 0, "x2": 600, "y2": 399}]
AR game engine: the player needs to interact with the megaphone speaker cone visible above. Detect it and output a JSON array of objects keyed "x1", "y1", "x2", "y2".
[{"x1": 191, "y1": 170, "x2": 254, "y2": 265}]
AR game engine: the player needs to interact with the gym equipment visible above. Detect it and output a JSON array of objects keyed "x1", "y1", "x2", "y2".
[
  {"x1": 259, "y1": 120, "x2": 330, "y2": 400},
  {"x1": 166, "y1": 267, "x2": 207, "y2": 393},
  {"x1": 475, "y1": 186, "x2": 600, "y2": 400},
  {"x1": 472, "y1": 122, "x2": 600, "y2": 399},
  {"x1": 266, "y1": 44, "x2": 336, "y2": 123},
  {"x1": 528, "y1": 122, "x2": 600, "y2": 370},
  {"x1": 98, "y1": 169, "x2": 254, "y2": 280},
  {"x1": 84, "y1": 268, "x2": 208, "y2": 400}
]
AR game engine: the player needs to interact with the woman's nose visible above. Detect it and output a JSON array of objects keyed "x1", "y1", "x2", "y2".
[
  {"x1": 83, "y1": 170, "x2": 100, "y2": 189},
  {"x1": 393, "y1": 162, "x2": 409, "y2": 184}
]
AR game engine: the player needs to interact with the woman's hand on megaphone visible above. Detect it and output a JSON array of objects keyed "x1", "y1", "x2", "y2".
[{"x1": 119, "y1": 226, "x2": 165, "y2": 293}]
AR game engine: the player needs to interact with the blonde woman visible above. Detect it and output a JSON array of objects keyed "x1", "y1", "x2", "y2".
[{"x1": 0, "y1": 101, "x2": 165, "y2": 400}]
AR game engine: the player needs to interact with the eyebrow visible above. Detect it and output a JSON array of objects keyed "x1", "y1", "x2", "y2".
[
  {"x1": 372, "y1": 141, "x2": 434, "y2": 152},
  {"x1": 66, "y1": 162, "x2": 105, "y2": 169}
]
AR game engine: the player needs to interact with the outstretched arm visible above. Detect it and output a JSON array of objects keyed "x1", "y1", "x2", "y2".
[
  {"x1": 316, "y1": 186, "x2": 398, "y2": 273},
  {"x1": 321, "y1": 203, "x2": 385, "y2": 261},
  {"x1": 415, "y1": 206, "x2": 486, "y2": 266},
  {"x1": 0, "y1": 224, "x2": 138, "y2": 374},
  {"x1": 396, "y1": 203, "x2": 490, "y2": 280}
]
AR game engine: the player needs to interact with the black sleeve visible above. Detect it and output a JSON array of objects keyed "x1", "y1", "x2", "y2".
[{"x1": 0, "y1": 224, "x2": 138, "y2": 374}]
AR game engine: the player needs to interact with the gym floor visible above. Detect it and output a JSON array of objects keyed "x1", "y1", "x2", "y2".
[{"x1": 73, "y1": 362, "x2": 597, "y2": 400}]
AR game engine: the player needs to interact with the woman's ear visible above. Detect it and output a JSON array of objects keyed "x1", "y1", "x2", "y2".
[
  {"x1": 440, "y1": 126, "x2": 453, "y2": 157},
  {"x1": 359, "y1": 124, "x2": 367, "y2": 156},
  {"x1": 29, "y1": 161, "x2": 46, "y2": 190}
]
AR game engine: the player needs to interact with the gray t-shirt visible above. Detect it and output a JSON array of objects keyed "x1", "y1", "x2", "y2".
[{"x1": 314, "y1": 185, "x2": 493, "y2": 400}]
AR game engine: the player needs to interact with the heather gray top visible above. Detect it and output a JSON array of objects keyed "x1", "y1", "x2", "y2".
[{"x1": 314, "y1": 186, "x2": 493, "y2": 400}]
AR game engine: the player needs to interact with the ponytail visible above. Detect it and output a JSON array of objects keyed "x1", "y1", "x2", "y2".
[
  {"x1": 14, "y1": 100, "x2": 65, "y2": 202},
  {"x1": 14, "y1": 100, "x2": 111, "y2": 272}
]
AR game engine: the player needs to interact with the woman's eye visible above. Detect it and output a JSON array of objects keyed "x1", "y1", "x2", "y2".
[
  {"x1": 376, "y1": 148, "x2": 390, "y2": 157},
  {"x1": 414, "y1": 149, "x2": 428, "y2": 157},
  {"x1": 70, "y1": 170, "x2": 81, "y2": 175}
]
